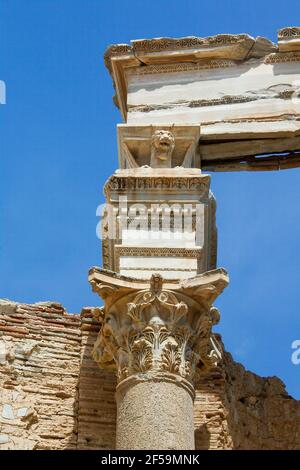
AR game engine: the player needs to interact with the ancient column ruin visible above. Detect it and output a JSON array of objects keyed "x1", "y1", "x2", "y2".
[
  {"x1": 0, "y1": 28, "x2": 300, "y2": 450},
  {"x1": 89, "y1": 28, "x2": 300, "y2": 450}
]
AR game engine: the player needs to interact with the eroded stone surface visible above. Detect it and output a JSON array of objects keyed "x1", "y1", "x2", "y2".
[
  {"x1": 101, "y1": 168, "x2": 217, "y2": 279},
  {"x1": 0, "y1": 299, "x2": 299, "y2": 449},
  {"x1": 116, "y1": 377, "x2": 195, "y2": 450},
  {"x1": 0, "y1": 299, "x2": 116, "y2": 450}
]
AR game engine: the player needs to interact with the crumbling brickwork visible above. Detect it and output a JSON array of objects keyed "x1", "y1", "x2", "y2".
[
  {"x1": 0, "y1": 300, "x2": 116, "y2": 450},
  {"x1": 0, "y1": 299, "x2": 299, "y2": 450},
  {"x1": 223, "y1": 352, "x2": 300, "y2": 449},
  {"x1": 194, "y1": 348, "x2": 300, "y2": 450}
]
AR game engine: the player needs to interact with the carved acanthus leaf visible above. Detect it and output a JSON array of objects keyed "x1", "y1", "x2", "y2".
[
  {"x1": 131, "y1": 337, "x2": 153, "y2": 373},
  {"x1": 92, "y1": 273, "x2": 224, "y2": 384},
  {"x1": 161, "y1": 343, "x2": 181, "y2": 374}
]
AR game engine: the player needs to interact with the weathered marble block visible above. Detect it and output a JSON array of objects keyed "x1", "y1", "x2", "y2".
[{"x1": 101, "y1": 167, "x2": 217, "y2": 279}]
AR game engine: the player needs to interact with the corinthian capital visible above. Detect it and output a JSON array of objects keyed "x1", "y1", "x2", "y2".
[{"x1": 89, "y1": 268, "x2": 228, "y2": 385}]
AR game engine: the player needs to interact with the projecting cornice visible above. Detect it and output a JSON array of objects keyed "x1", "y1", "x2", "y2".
[
  {"x1": 103, "y1": 28, "x2": 300, "y2": 172},
  {"x1": 104, "y1": 34, "x2": 276, "y2": 73},
  {"x1": 104, "y1": 33, "x2": 279, "y2": 119},
  {"x1": 103, "y1": 28, "x2": 300, "y2": 122}
]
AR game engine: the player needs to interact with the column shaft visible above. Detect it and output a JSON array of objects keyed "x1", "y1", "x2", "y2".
[{"x1": 116, "y1": 374, "x2": 195, "y2": 450}]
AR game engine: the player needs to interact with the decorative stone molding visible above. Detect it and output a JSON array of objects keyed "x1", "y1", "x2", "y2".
[
  {"x1": 104, "y1": 44, "x2": 133, "y2": 73},
  {"x1": 104, "y1": 33, "x2": 263, "y2": 71},
  {"x1": 264, "y1": 52, "x2": 300, "y2": 63},
  {"x1": 126, "y1": 60, "x2": 237, "y2": 76},
  {"x1": 278, "y1": 27, "x2": 300, "y2": 38},
  {"x1": 90, "y1": 269, "x2": 228, "y2": 386},
  {"x1": 104, "y1": 174, "x2": 209, "y2": 195},
  {"x1": 115, "y1": 246, "x2": 202, "y2": 258},
  {"x1": 128, "y1": 96, "x2": 262, "y2": 114},
  {"x1": 131, "y1": 34, "x2": 254, "y2": 53}
]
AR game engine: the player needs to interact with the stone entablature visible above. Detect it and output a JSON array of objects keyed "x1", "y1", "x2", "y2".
[
  {"x1": 104, "y1": 28, "x2": 300, "y2": 172},
  {"x1": 104, "y1": 35, "x2": 278, "y2": 120},
  {"x1": 104, "y1": 30, "x2": 299, "y2": 120}
]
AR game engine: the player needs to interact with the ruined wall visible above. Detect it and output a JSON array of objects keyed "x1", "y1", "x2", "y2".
[
  {"x1": 78, "y1": 308, "x2": 116, "y2": 449},
  {"x1": 223, "y1": 351, "x2": 300, "y2": 449},
  {"x1": 0, "y1": 300, "x2": 299, "y2": 450},
  {"x1": 194, "y1": 346, "x2": 300, "y2": 450},
  {"x1": 0, "y1": 300, "x2": 116, "y2": 450}
]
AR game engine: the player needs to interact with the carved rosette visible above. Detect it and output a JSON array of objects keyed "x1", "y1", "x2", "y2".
[{"x1": 92, "y1": 271, "x2": 226, "y2": 386}]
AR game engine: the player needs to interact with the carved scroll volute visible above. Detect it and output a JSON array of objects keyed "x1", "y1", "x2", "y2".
[{"x1": 92, "y1": 273, "x2": 222, "y2": 385}]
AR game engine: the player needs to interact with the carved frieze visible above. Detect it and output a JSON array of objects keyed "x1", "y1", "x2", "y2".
[
  {"x1": 126, "y1": 60, "x2": 237, "y2": 77},
  {"x1": 116, "y1": 246, "x2": 201, "y2": 258},
  {"x1": 264, "y1": 52, "x2": 300, "y2": 63},
  {"x1": 104, "y1": 175, "x2": 208, "y2": 195}
]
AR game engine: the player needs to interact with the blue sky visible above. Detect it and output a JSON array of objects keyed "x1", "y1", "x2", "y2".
[{"x1": 1, "y1": 0, "x2": 299, "y2": 398}]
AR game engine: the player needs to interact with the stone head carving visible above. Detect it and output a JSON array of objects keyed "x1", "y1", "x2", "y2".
[
  {"x1": 150, "y1": 130, "x2": 175, "y2": 168},
  {"x1": 150, "y1": 273, "x2": 163, "y2": 295}
]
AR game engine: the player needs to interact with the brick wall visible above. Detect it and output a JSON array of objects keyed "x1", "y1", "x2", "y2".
[
  {"x1": 0, "y1": 300, "x2": 116, "y2": 450},
  {"x1": 0, "y1": 299, "x2": 299, "y2": 450}
]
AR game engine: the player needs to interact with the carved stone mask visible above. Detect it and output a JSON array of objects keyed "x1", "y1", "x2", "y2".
[{"x1": 151, "y1": 130, "x2": 175, "y2": 159}]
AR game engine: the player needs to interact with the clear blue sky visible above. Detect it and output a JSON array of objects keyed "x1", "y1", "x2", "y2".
[{"x1": 1, "y1": 0, "x2": 299, "y2": 399}]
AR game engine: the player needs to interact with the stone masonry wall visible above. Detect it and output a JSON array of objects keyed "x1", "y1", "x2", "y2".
[
  {"x1": 194, "y1": 345, "x2": 300, "y2": 450},
  {"x1": 0, "y1": 300, "x2": 116, "y2": 450},
  {"x1": 0, "y1": 299, "x2": 299, "y2": 450}
]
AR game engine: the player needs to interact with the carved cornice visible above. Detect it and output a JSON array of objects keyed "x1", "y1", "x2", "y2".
[
  {"x1": 104, "y1": 34, "x2": 257, "y2": 69},
  {"x1": 90, "y1": 270, "x2": 229, "y2": 387},
  {"x1": 131, "y1": 34, "x2": 252, "y2": 53},
  {"x1": 104, "y1": 44, "x2": 133, "y2": 73},
  {"x1": 278, "y1": 27, "x2": 300, "y2": 39}
]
